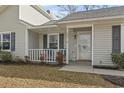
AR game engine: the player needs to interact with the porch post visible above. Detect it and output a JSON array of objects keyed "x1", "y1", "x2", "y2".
[
  {"x1": 121, "y1": 24, "x2": 124, "y2": 52},
  {"x1": 25, "y1": 29, "x2": 29, "y2": 56},
  {"x1": 66, "y1": 27, "x2": 69, "y2": 64},
  {"x1": 91, "y1": 24, "x2": 94, "y2": 66}
]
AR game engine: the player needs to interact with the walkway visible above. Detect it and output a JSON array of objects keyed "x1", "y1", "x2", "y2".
[{"x1": 60, "y1": 64, "x2": 124, "y2": 77}]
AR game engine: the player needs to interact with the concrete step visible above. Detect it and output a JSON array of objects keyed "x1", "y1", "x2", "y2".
[{"x1": 69, "y1": 60, "x2": 92, "y2": 66}]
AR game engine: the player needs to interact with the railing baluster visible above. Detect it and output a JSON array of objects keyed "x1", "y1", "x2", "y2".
[
  {"x1": 44, "y1": 50, "x2": 45, "y2": 62},
  {"x1": 52, "y1": 49, "x2": 53, "y2": 62},
  {"x1": 48, "y1": 49, "x2": 49, "y2": 62},
  {"x1": 28, "y1": 49, "x2": 66, "y2": 63},
  {"x1": 35, "y1": 49, "x2": 36, "y2": 61}
]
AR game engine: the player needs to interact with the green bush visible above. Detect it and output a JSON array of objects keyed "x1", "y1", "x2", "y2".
[
  {"x1": 0, "y1": 51, "x2": 13, "y2": 62},
  {"x1": 119, "y1": 53, "x2": 124, "y2": 68},
  {"x1": 112, "y1": 53, "x2": 124, "y2": 69},
  {"x1": 14, "y1": 56, "x2": 26, "y2": 64}
]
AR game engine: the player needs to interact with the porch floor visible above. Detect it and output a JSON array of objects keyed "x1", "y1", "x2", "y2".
[{"x1": 60, "y1": 61, "x2": 124, "y2": 77}]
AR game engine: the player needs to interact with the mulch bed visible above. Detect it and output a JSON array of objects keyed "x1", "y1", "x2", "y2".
[
  {"x1": 103, "y1": 75, "x2": 124, "y2": 87},
  {"x1": 0, "y1": 61, "x2": 65, "y2": 67}
]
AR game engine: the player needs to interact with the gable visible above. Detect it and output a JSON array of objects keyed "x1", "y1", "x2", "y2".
[
  {"x1": 19, "y1": 6, "x2": 51, "y2": 26},
  {"x1": 0, "y1": 6, "x2": 9, "y2": 14},
  {"x1": 0, "y1": 6, "x2": 25, "y2": 28}
]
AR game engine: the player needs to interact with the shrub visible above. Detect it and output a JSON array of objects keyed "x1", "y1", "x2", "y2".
[
  {"x1": 56, "y1": 51, "x2": 63, "y2": 65},
  {"x1": 0, "y1": 51, "x2": 13, "y2": 62},
  {"x1": 14, "y1": 56, "x2": 26, "y2": 64},
  {"x1": 112, "y1": 53, "x2": 124, "y2": 69},
  {"x1": 24, "y1": 56, "x2": 30, "y2": 63},
  {"x1": 112, "y1": 53, "x2": 121, "y2": 64},
  {"x1": 119, "y1": 53, "x2": 124, "y2": 69}
]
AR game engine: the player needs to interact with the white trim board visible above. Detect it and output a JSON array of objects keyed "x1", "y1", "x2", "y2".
[
  {"x1": 30, "y1": 25, "x2": 57, "y2": 29},
  {"x1": 67, "y1": 24, "x2": 92, "y2": 28}
]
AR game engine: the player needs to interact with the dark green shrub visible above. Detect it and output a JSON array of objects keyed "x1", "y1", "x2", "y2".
[
  {"x1": 119, "y1": 53, "x2": 124, "y2": 68},
  {"x1": 112, "y1": 53, "x2": 121, "y2": 64},
  {"x1": 0, "y1": 51, "x2": 13, "y2": 62},
  {"x1": 112, "y1": 53, "x2": 124, "y2": 69}
]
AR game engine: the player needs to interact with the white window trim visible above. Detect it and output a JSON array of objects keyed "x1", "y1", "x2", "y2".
[
  {"x1": 0, "y1": 32, "x2": 12, "y2": 52},
  {"x1": 47, "y1": 33, "x2": 59, "y2": 49}
]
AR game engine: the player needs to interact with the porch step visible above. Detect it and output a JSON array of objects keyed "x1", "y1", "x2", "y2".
[{"x1": 69, "y1": 60, "x2": 92, "y2": 66}]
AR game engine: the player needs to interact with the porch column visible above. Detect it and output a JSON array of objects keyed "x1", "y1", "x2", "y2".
[
  {"x1": 66, "y1": 27, "x2": 69, "y2": 64},
  {"x1": 121, "y1": 24, "x2": 124, "y2": 52},
  {"x1": 91, "y1": 24, "x2": 94, "y2": 66},
  {"x1": 25, "y1": 29, "x2": 29, "y2": 56}
]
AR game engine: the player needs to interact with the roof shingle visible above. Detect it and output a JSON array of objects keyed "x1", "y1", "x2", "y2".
[{"x1": 59, "y1": 6, "x2": 124, "y2": 22}]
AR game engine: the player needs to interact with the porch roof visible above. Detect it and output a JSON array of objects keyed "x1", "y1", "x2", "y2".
[
  {"x1": 28, "y1": 20, "x2": 58, "y2": 30},
  {"x1": 41, "y1": 20, "x2": 58, "y2": 26}
]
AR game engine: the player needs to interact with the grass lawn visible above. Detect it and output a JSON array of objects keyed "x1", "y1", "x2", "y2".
[{"x1": 0, "y1": 64, "x2": 119, "y2": 88}]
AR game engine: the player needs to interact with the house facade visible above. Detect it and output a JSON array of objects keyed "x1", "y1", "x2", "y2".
[
  {"x1": 0, "y1": 5, "x2": 53, "y2": 59},
  {"x1": 0, "y1": 5, "x2": 124, "y2": 67}
]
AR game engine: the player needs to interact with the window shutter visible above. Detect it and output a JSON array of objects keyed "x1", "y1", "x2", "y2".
[
  {"x1": 112, "y1": 25, "x2": 121, "y2": 53},
  {"x1": 43, "y1": 34, "x2": 47, "y2": 49},
  {"x1": 59, "y1": 34, "x2": 64, "y2": 49},
  {"x1": 11, "y1": 32, "x2": 15, "y2": 51}
]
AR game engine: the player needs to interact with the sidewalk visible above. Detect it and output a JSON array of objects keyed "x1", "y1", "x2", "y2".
[{"x1": 60, "y1": 65, "x2": 124, "y2": 77}]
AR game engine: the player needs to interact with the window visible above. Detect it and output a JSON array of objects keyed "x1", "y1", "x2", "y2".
[
  {"x1": 0, "y1": 32, "x2": 11, "y2": 51},
  {"x1": 112, "y1": 25, "x2": 121, "y2": 53},
  {"x1": 48, "y1": 34, "x2": 58, "y2": 49}
]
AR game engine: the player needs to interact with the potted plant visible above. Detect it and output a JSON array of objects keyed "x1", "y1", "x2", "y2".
[
  {"x1": 56, "y1": 51, "x2": 63, "y2": 65},
  {"x1": 40, "y1": 53, "x2": 45, "y2": 63}
]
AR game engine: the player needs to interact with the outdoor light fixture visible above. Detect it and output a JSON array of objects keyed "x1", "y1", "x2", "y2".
[
  {"x1": 74, "y1": 34, "x2": 76, "y2": 39},
  {"x1": 72, "y1": 31, "x2": 77, "y2": 39}
]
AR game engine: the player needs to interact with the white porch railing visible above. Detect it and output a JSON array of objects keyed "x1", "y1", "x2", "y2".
[{"x1": 28, "y1": 49, "x2": 66, "y2": 63}]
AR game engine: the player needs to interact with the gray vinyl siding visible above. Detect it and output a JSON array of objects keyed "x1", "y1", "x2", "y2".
[
  {"x1": 28, "y1": 30, "x2": 39, "y2": 49},
  {"x1": 93, "y1": 24, "x2": 113, "y2": 66},
  {"x1": 0, "y1": 6, "x2": 27, "y2": 59}
]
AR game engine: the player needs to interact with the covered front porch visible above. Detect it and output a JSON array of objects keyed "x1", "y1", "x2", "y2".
[{"x1": 26, "y1": 24, "x2": 93, "y2": 65}]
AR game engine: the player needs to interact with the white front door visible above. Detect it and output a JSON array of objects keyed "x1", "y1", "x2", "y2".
[{"x1": 77, "y1": 32, "x2": 91, "y2": 60}]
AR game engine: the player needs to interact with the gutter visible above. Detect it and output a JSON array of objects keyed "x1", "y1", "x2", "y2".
[
  {"x1": 29, "y1": 25, "x2": 57, "y2": 29},
  {"x1": 58, "y1": 15, "x2": 124, "y2": 24}
]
